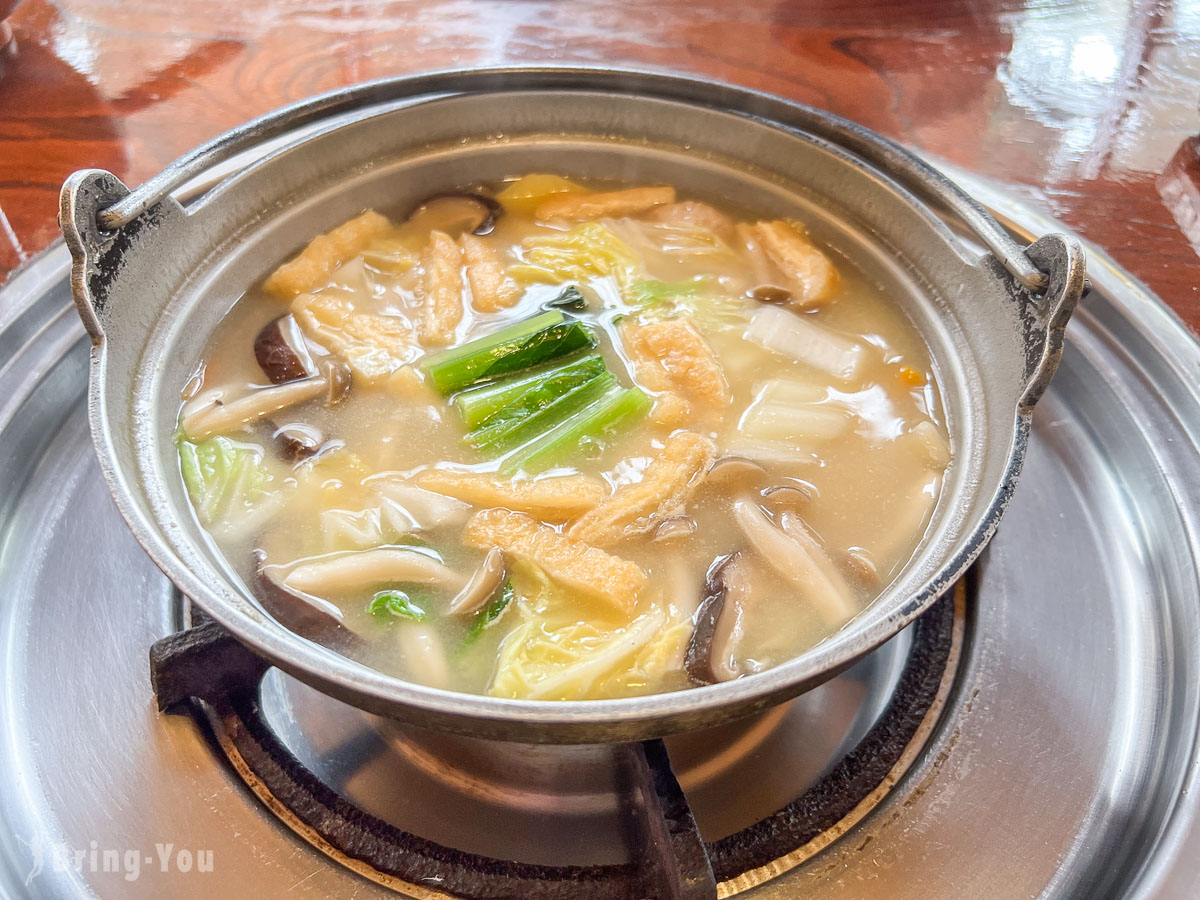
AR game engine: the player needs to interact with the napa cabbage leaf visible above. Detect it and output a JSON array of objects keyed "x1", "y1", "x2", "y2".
[
  {"x1": 178, "y1": 435, "x2": 274, "y2": 527},
  {"x1": 509, "y1": 223, "x2": 645, "y2": 296},
  {"x1": 484, "y1": 561, "x2": 691, "y2": 700}
]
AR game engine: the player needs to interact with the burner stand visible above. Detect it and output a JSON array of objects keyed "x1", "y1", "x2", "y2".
[{"x1": 149, "y1": 583, "x2": 964, "y2": 899}]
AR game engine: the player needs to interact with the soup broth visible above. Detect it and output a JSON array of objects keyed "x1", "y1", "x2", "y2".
[{"x1": 176, "y1": 174, "x2": 950, "y2": 701}]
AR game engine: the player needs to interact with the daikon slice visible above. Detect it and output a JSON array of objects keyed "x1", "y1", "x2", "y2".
[{"x1": 744, "y1": 306, "x2": 865, "y2": 381}]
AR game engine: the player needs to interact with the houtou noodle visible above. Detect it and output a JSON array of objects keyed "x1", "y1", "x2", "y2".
[{"x1": 175, "y1": 175, "x2": 950, "y2": 701}]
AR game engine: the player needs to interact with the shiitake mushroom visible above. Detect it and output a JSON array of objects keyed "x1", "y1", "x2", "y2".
[
  {"x1": 406, "y1": 192, "x2": 503, "y2": 236},
  {"x1": 254, "y1": 315, "x2": 316, "y2": 384},
  {"x1": 254, "y1": 318, "x2": 351, "y2": 460},
  {"x1": 684, "y1": 552, "x2": 746, "y2": 686},
  {"x1": 252, "y1": 549, "x2": 364, "y2": 650}
]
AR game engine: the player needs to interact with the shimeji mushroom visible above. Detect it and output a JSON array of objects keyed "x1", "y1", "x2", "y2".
[
  {"x1": 253, "y1": 549, "x2": 363, "y2": 648},
  {"x1": 266, "y1": 547, "x2": 467, "y2": 596},
  {"x1": 447, "y1": 548, "x2": 507, "y2": 616},
  {"x1": 396, "y1": 624, "x2": 452, "y2": 689},
  {"x1": 705, "y1": 455, "x2": 767, "y2": 486},
  {"x1": 181, "y1": 376, "x2": 330, "y2": 440},
  {"x1": 653, "y1": 516, "x2": 697, "y2": 542},
  {"x1": 732, "y1": 497, "x2": 856, "y2": 624}
]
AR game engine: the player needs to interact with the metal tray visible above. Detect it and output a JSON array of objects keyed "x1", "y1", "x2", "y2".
[{"x1": 0, "y1": 169, "x2": 1196, "y2": 898}]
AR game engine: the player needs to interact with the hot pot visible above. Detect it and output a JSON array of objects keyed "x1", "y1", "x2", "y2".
[{"x1": 59, "y1": 68, "x2": 1084, "y2": 743}]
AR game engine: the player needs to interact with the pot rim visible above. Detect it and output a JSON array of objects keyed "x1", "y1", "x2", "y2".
[{"x1": 61, "y1": 66, "x2": 1084, "y2": 741}]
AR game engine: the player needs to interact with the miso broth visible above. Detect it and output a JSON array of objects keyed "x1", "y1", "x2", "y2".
[{"x1": 175, "y1": 175, "x2": 950, "y2": 701}]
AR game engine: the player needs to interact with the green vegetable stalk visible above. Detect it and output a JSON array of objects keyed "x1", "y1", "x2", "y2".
[
  {"x1": 453, "y1": 353, "x2": 606, "y2": 428},
  {"x1": 465, "y1": 372, "x2": 617, "y2": 454},
  {"x1": 463, "y1": 580, "x2": 515, "y2": 644},
  {"x1": 500, "y1": 386, "x2": 651, "y2": 475},
  {"x1": 422, "y1": 311, "x2": 600, "y2": 393}
]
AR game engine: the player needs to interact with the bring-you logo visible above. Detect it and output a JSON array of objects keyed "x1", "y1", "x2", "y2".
[{"x1": 20, "y1": 832, "x2": 214, "y2": 884}]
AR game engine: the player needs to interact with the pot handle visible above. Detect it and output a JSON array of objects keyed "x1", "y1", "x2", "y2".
[
  {"x1": 1016, "y1": 232, "x2": 1087, "y2": 411},
  {"x1": 60, "y1": 169, "x2": 131, "y2": 344},
  {"x1": 59, "y1": 168, "x2": 188, "y2": 345}
]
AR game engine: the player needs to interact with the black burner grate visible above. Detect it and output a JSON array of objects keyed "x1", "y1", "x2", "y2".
[{"x1": 150, "y1": 590, "x2": 959, "y2": 899}]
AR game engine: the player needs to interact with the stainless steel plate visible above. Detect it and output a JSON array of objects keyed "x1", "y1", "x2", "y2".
[{"x1": 0, "y1": 173, "x2": 1196, "y2": 898}]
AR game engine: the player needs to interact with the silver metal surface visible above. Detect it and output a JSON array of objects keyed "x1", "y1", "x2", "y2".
[
  {"x1": 56, "y1": 70, "x2": 1085, "y2": 742},
  {"x1": 87, "y1": 68, "x2": 1047, "y2": 292},
  {"x1": 0, "y1": 175, "x2": 1195, "y2": 896}
]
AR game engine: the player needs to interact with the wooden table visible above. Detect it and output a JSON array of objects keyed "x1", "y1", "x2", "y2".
[{"x1": 2, "y1": 0, "x2": 1198, "y2": 332}]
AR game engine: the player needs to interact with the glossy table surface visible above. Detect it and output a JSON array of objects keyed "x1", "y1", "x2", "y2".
[{"x1": 1, "y1": 0, "x2": 1198, "y2": 332}]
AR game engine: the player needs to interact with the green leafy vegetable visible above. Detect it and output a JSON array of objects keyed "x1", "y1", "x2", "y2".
[
  {"x1": 471, "y1": 321, "x2": 597, "y2": 385},
  {"x1": 453, "y1": 354, "x2": 606, "y2": 428},
  {"x1": 628, "y1": 277, "x2": 750, "y2": 331},
  {"x1": 420, "y1": 310, "x2": 564, "y2": 393},
  {"x1": 463, "y1": 580, "x2": 515, "y2": 644},
  {"x1": 628, "y1": 278, "x2": 703, "y2": 306},
  {"x1": 422, "y1": 314, "x2": 598, "y2": 395},
  {"x1": 485, "y1": 556, "x2": 686, "y2": 699},
  {"x1": 368, "y1": 589, "x2": 428, "y2": 621},
  {"x1": 465, "y1": 372, "x2": 617, "y2": 454},
  {"x1": 500, "y1": 386, "x2": 651, "y2": 475},
  {"x1": 488, "y1": 607, "x2": 685, "y2": 700},
  {"x1": 542, "y1": 284, "x2": 588, "y2": 311},
  {"x1": 178, "y1": 434, "x2": 272, "y2": 525}
]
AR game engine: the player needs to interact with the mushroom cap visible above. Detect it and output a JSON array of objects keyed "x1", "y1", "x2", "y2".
[
  {"x1": 684, "y1": 552, "x2": 748, "y2": 686},
  {"x1": 706, "y1": 455, "x2": 767, "y2": 486},
  {"x1": 748, "y1": 284, "x2": 793, "y2": 305},
  {"x1": 254, "y1": 315, "x2": 317, "y2": 384},
  {"x1": 271, "y1": 421, "x2": 324, "y2": 461},
  {"x1": 407, "y1": 192, "x2": 503, "y2": 236}
]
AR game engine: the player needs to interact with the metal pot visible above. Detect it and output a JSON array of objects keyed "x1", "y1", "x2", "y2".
[{"x1": 59, "y1": 68, "x2": 1084, "y2": 743}]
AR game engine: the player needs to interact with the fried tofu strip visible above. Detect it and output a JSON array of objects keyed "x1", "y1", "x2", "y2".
[
  {"x1": 264, "y1": 211, "x2": 391, "y2": 299},
  {"x1": 535, "y1": 186, "x2": 675, "y2": 222},
  {"x1": 734, "y1": 222, "x2": 776, "y2": 287},
  {"x1": 416, "y1": 470, "x2": 607, "y2": 521},
  {"x1": 464, "y1": 508, "x2": 646, "y2": 614},
  {"x1": 620, "y1": 317, "x2": 730, "y2": 427},
  {"x1": 459, "y1": 234, "x2": 521, "y2": 312},
  {"x1": 568, "y1": 432, "x2": 716, "y2": 547},
  {"x1": 291, "y1": 292, "x2": 415, "y2": 382},
  {"x1": 752, "y1": 220, "x2": 838, "y2": 307},
  {"x1": 645, "y1": 201, "x2": 735, "y2": 240},
  {"x1": 416, "y1": 230, "x2": 465, "y2": 347},
  {"x1": 648, "y1": 392, "x2": 690, "y2": 428}
]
